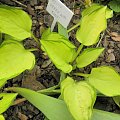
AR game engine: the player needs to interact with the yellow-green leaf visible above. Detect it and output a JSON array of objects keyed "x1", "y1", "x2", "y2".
[
  {"x1": 82, "y1": 4, "x2": 113, "y2": 19},
  {"x1": 82, "y1": 4, "x2": 102, "y2": 17},
  {"x1": 76, "y1": 6, "x2": 107, "y2": 46},
  {"x1": 41, "y1": 32, "x2": 76, "y2": 73},
  {"x1": 76, "y1": 48, "x2": 104, "y2": 68},
  {"x1": 105, "y1": 7, "x2": 113, "y2": 19},
  {"x1": 0, "y1": 5, "x2": 32, "y2": 40},
  {"x1": 0, "y1": 115, "x2": 5, "y2": 120},
  {"x1": 41, "y1": 28, "x2": 51, "y2": 39},
  {"x1": 0, "y1": 79, "x2": 7, "y2": 89},
  {"x1": 61, "y1": 77, "x2": 96, "y2": 120},
  {"x1": 0, "y1": 40, "x2": 35, "y2": 81},
  {"x1": 0, "y1": 93, "x2": 18, "y2": 114},
  {"x1": 88, "y1": 66, "x2": 120, "y2": 96}
]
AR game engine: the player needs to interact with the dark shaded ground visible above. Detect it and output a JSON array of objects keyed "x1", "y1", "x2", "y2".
[{"x1": 0, "y1": 0, "x2": 120, "y2": 119}]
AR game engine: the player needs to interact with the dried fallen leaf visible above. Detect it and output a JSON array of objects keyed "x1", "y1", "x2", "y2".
[
  {"x1": 18, "y1": 112, "x2": 28, "y2": 120},
  {"x1": 22, "y1": 66, "x2": 45, "y2": 91},
  {"x1": 110, "y1": 32, "x2": 120, "y2": 42},
  {"x1": 13, "y1": 98, "x2": 26, "y2": 105}
]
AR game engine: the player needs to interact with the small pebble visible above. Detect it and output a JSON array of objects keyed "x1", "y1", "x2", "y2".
[
  {"x1": 107, "y1": 49, "x2": 114, "y2": 53},
  {"x1": 109, "y1": 41, "x2": 114, "y2": 48},
  {"x1": 35, "y1": 5, "x2": 44, "y2": 10},
  {"x1": 33, "y1": 20, "x2": 37, "y2": 24},
  {"x1": 30, "y1": 0, "x2": 38, "y2": 6},
  {"x1": 41, "y1": 59, "x2": 51, "y2": 68},
  {"x1": 117, "y1": 44, "x2": 120, "y2": 48},
  {"x1": 106, "y1": 53, "x2": 115, "y2": 62}
]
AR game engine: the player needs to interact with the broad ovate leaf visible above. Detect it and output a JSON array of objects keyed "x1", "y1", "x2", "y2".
[
  {"x1": 40, "y1": 32, "x2": 76, "y2": 73},
  {"x1": 7, "y1": 87, "x2": 74, "y2": 120},
  {"x1": 82, "y1": 4, "x2": 113, "y2": 19},
  {"x1": 41, "y1": 28, "x2": 51, "y2": 39},
  {"x1": 61, "y1": 77, "x2": 96, "y2": 120},
  {"x1": 0, "y1": 93, "x2": 18, "y2": 114},
  {"x1": 82, "y1": 4, "x2": 102, "y2": 17},
  {"x1": 0, "y1": 5, "x2": 32, "y2": 40},
  {"x1": 88, "y1": 66, "x2": 120, "y2": 96},
  {"x1": 0, "y1": 40, "x2": 35, "y2": 80},
  {"x1": 0, "y1": 115, "x2": 5, "y2": 120},
  {"x1": 76, "y1": 48, "x2": 104, "y2": 68},
  {"x1": 76, "y1": 6, "x2": 107, "y2": 46},
  {"x1": 105, "y1": 7, "x2": 113, "y2": 19}
]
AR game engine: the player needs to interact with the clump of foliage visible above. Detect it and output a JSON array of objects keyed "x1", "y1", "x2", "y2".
[{"x1": 0, "y1": 2, "x2": 120, "y2": 120}]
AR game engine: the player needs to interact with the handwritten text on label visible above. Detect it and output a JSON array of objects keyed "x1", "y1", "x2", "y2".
[{"x1": 47, "y1": 0, "x2": 74, "y2": 28}]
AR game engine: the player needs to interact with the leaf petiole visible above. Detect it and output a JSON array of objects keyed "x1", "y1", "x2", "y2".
[
  {"x1": 67, "y1": 22, "x2": 80, "y2": 33},
  {"x1": 73, "y1": 72, "x2": 89, "y2": 77},
  {"x1": 72, "y1": 43, "x2": 84, "y2": 63},
  {"x1": 37, "y1": 85, "x2": 60, "y2": 94},
  {"x1": 31, "y1": 33, "x2": 40, "y2": 46}
]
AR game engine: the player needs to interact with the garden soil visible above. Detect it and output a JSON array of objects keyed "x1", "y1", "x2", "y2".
[{"x1": 0, "y1": 0, "x2": 120, "y2": 119}]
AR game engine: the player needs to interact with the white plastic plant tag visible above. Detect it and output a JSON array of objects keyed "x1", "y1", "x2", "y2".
[{"x1": 47, "y1": 0, "x2": 74, "y2": 31}]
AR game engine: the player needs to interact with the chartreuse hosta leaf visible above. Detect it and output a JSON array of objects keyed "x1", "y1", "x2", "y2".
[
  {"x1": 82, "y1": 4, "x2": 102, "y2": 17},
  {"x1": 7, "y1": 87, "x2": 74, "y2": 120},
  {"x1": 41, "y1": 28, "x2": 51, "y2": 39},
  {"x1": 41, "y1": 30, "x2": 76, "y2": 73},
  {"x1": 61, "y1": 77, "x2": 96, "y2": 120},
  {"x1": 88, "y1": 66, "x2": 120, "y2": 96},
  {"x1": 0, "y1": 93, "x2": 18, "y2": 114},
  {"x1": 105, "y1": 7, "x2": 113, "y2": 19},
  {"x1": 0, "y1": 115, "x2": 5, "y2": 120},
  {"x1": 82, "y1": 4, "x2": 113, "y2": 19},
  {"x1": 76, "y1": 48, "x2": 104, "y2": 68},
  {"x1": 0, "y1": 5, "x2": 32, "y2": 40},
  {"x1": 0, "y1": 40, "x2": 35, "y2": 86},
  {"x1": 76, "y1": 5, "x2": 112, "y2": 46}
]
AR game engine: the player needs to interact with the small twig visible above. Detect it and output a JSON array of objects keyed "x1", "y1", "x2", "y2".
[
  {"x1": 79, "y1": 0, "x2": 85, "y2": 5},
  {"x1": 106, "y1": 29, "x2": 111, "y2": 36},
  {"x1": 96, "y1": 31, "x2": 105, "y2": 47},
  {"x1": 11, "y1": 0, "x2": 27, "y2": 8}
]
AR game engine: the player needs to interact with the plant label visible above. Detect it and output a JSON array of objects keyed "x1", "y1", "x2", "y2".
[{"x1": 46, "y1": 0, "x2": 74, "y2": 31}]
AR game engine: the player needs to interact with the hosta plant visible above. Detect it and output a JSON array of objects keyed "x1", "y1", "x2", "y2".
[{"x1": 0, "y1": 2, "x2": 120, "y2": 120}]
